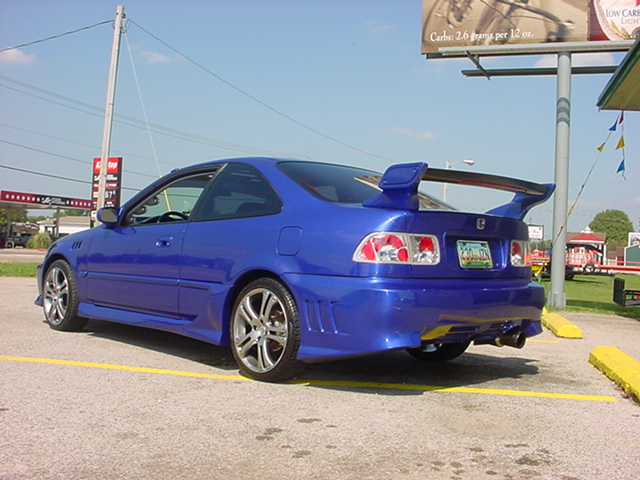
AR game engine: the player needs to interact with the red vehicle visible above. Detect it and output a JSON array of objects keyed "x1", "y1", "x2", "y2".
[{"x1": 565, "y1": 243, "x2": 604, "y2": 274}]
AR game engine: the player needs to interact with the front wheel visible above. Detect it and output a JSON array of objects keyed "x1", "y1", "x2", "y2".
[
  {"x1": 230, "y1": 278, "x2": 303, "y2": 382},
  {"x1": 406, "y1": 341, "x2": 470, "y2": 362},
  {"x1": 43, "y1": 259, "x2": 87, "y2": 331}
]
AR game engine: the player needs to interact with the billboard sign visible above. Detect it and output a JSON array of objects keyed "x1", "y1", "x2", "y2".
[
  {"x1": 593, "y1": 0, "x2": 640, "y2": 41},
  {"x1": 92, "y1": 157, "x2": 123, "y2": 210},
  {"x1": 422, "y1": 0, "x2": 640, "y2": 56}
]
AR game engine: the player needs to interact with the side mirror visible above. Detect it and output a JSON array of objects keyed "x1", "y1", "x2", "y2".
[{"x1": 97, "y1": 207, "x2": 119, "y2": 228}]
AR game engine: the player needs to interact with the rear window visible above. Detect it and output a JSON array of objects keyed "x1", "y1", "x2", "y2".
[
  {"x1": 278, "y1": 161, "x2": 453, "y2": 210},
  {"x1": 278, "y1": 161, "x2": 382, "y2": 203}
]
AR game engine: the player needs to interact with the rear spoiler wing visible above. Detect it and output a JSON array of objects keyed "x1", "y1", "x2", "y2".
[{"x1": 363, "y1": 162, "x2": 555, "y2": 220}]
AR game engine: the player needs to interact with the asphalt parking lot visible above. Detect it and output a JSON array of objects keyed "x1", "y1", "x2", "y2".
[{"x1": 1, "y1": 276, "x2": 639, "y2": 480}]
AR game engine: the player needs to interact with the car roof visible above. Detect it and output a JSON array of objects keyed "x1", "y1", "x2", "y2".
[{"x1": 180, "y1": 157, "x2": 287, "y2": 172}]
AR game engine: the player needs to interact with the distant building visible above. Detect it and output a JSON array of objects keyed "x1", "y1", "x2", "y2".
[{"x1": 39, "y1": 216, "x2": 91, "y2": 237}]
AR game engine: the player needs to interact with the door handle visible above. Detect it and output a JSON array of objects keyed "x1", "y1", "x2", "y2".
[{"x1": 155, "y1": 236, "x2": 173, "y2": 247}]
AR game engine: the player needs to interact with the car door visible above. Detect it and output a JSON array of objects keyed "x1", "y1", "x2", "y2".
[
  {"x1": 179, "y1": 163, "x2": 283, "y2": 321},
  {"x1": 85, "y1": 172, "x2": 214, "y2": 318}
]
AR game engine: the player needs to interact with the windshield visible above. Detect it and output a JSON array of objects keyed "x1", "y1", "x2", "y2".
[{"x1": 278, "y1": 161, "x2": 454, "y2": 210}]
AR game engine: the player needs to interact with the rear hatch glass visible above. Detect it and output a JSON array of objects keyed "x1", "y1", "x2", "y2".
[{"x1": 278, "y1": 161, "x2": 453, "y2": 210}]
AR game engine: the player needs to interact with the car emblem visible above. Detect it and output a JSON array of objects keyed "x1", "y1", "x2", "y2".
[{"x1": 476, "y1": 218, "x2": 486, "y2": 230}]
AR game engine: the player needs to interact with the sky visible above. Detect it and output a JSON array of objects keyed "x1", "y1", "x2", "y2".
[{"x1": 0, "y1": 0, "x2": 638, "y2": 236}]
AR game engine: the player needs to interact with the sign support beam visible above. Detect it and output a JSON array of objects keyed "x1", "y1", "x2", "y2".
[{"x1": 548, "y1": 51, "x2": 572, "y2": 309}]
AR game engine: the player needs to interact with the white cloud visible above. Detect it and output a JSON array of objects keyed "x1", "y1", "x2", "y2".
[
  {"x1": 534, "y1": 55, "x2": 556, "y2": 68},
  {"x1": 534, "y1": 52, "x2": 616, "y2": 68},
  {"x1": 360, "y1": 20, "x2": 394, "y2": 34},
  {"x1": 0, "y1": 48, "x2": 36, "y2": 65},
  {"x1": 139, "y1": 50, "x2": 171, "y2": 64},
  {"x1": 392, "y1": 127, "x2": 437, "y2": 141}
]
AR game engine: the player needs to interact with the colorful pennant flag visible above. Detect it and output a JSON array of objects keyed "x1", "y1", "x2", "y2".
[
  {"x1": 616, "y1": 111, "x2": 626, "y2": 179},
  {"x1": 594, "y1": 112, "x2": 628, "y2": 178},
  {"x1": 561, "y1": 111, "x2": 629, "y2": 248}
]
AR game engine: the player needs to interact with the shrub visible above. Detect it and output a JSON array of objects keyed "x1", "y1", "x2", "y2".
[{"x1": 26, "y1": 232, "x2": 52, "y2": 249}]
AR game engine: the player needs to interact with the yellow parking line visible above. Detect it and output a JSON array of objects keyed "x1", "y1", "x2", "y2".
[
  {"x1": 0, "y1": 354, "x2": 616, "y2": 402},
  {"x1": 288, "y1": 379, "x2": 616, "y2": 401},
  {"x1": 0, "y1": 355, "x2": 249, "y2": 382}
]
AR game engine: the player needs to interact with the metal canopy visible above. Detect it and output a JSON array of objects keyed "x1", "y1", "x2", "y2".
[{"x1": 598, "y1": 37, "x2": 640, "y2": 111}]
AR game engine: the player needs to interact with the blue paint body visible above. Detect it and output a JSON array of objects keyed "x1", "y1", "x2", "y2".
[{"x1": 36, "y1": 158, "x2": 554, "y2": 362}]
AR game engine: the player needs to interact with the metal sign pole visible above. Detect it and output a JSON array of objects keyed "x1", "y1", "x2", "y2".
[
  {"x1": 96, "y1": 5, "x2": 125, "y2": 216},
  {"x1": 548, "y1": 50, "x2": 572, "y2": 309}
]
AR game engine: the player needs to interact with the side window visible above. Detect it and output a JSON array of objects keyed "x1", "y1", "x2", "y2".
[
  {"x1": 126, "y1": 173, "x2": 213, "y2": 226},
  {"x1": 193, "y1": 163, "x2": 282, "y2": 222}
]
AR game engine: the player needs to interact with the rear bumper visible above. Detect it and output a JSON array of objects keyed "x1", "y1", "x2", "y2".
[{"x1": 284, "y1": 274, "x2": 544, "y2": 361}]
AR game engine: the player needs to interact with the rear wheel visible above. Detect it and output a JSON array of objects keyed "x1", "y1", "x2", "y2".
[
  {"x1": 406, "y1": 341, "x2": 470, "y2": 362},
  {"x1": 43, "y1": 259, "x2": 87, "y2": 331},
  {"x1": 230, "y1": 278, "x2": 303, "y2": 382}
]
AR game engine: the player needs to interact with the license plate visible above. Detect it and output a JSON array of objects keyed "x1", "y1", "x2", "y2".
[{"x1": 456, "y1": 240, "x2": 492, "y2": 269}]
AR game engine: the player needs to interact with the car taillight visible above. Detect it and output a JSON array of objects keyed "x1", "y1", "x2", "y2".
[
  {"x1": 511, "y1": 240, "x2": 531, "y2": 267},
  {"x1": 354, "y1": 233, "x2": 440, "y2": 265}
]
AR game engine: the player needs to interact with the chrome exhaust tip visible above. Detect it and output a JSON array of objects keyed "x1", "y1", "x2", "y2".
[{"x1": 475, "y1": 331, "x2": 526, "y2": 349}]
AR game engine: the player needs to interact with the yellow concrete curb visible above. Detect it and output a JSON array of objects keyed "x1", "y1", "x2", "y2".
[
  {"x1": 541, "y1": 312, "x2": 583, "y2": 338},
  {"x1": 589, "y1": 346, "x2": 640, "y2": 402}
]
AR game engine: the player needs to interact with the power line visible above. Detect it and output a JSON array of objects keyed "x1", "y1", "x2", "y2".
[
  {"x1": 0, "y1": 75, "x2": 310, "y2": 159},
  {"x1": 0, "y1": 164, "x2": 138, "y2": 192},
  {"x1": 128, "y1": 19, "x2": 397, "y2": 164},
  {"x1": 0, "y1": 20, "x2": 112, "y2": 53},
  {"x1": 0, "y1": 139, "x2": 93, "y2": 164},
  {"x1": 0, "y1": 122, "x2": 161, "y2": 163},
  {"x1": 1, "y1": 20, "x2": 393, "y2": 163},
  {"x1": 0, "y1": 139, "x2": 158, "y2": 180}
]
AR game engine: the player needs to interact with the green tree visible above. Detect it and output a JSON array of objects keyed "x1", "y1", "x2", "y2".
[
  {"x1": 589, "y1": 209, "x2": 634, "y2": 251},
  {"x1": 0, "y1": 207, "x2": 28, "y2": 225},
  {"x1": 530, "y1": 239, "x2": 552, "y2": 253}
]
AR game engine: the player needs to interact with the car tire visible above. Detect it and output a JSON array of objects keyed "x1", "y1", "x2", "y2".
[
  {"x1": 406, "y1": 341, "x2": 470, "y2": 362},
  {"x1": 230, "y1": 278, "x2": 303, "y2": 382},
  {"x1": 565, "y1": 267, "x2": 575, "y2": 281},
  {"x1": 43, "y1": 259, "x2": 87, "y2": 331}
]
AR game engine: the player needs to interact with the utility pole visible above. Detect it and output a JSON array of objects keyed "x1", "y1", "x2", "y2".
[{"x1": 96, "y1": 5, "x2": 125, "y2": 216}]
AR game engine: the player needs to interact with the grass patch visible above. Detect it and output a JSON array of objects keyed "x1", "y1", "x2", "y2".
[
  {"x1": 542, "y1": 274, "x2": 640, "y2": 319},
  {"x1": 0, "y1": 262, "x2": 39, "y2": 277}
]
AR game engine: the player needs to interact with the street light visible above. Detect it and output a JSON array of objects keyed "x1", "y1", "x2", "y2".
[{"x1": 443, "y1": 159, "x2": 475, "y2": 203}]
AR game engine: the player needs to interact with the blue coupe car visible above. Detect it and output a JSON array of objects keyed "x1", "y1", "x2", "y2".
[{"x1": 36, "y1": 158, "x2": 554, "y2": 382}]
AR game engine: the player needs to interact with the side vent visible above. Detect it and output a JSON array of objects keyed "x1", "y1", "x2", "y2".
[
  {"x1": 71, "y1": 241, "x2": 83, "y2": 250},
  {"x1": 304, "y1": 300, "x2": 341, "y2": 334}
]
